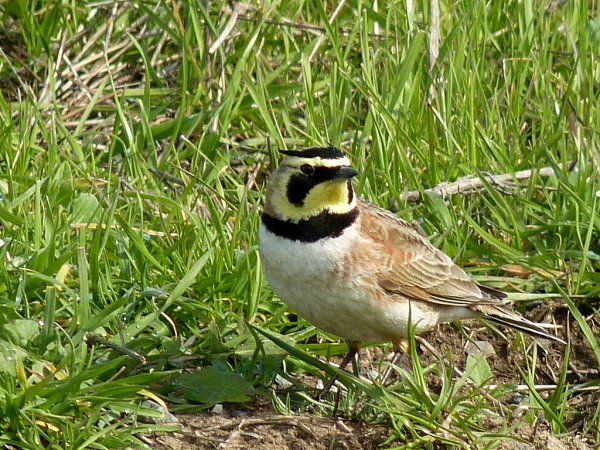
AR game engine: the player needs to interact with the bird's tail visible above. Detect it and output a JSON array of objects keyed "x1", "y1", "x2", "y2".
[{"x1": 477, "y1": 304, "x2": 566, "y2": 345}]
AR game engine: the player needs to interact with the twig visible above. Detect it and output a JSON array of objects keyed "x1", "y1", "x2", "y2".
[
  {"x1": 198, "y1": 415, "x2": 341, "y2": 433},
  {"x1": 85, "y1": 333, "x2": 147, "y2": 363},
  {"x1": 218, "y1": 418, "x2": 245, "y2": 448},
  {"x1": 398, "y1": 161, "x2": 576, "y2": 203},
  {"x1": 150, "y1": 168, "x2": 186, "y2": 187}
]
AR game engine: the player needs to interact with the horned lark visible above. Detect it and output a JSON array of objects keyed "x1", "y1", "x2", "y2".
[{"x1": 259, "y1": 146, "x2": 564, "y2": 375}]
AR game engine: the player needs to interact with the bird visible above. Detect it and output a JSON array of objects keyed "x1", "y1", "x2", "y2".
[{"x1": 258, "y1": 146, "x2": 565, "y2": 383}]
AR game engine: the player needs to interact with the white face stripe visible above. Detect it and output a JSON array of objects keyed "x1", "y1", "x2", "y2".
[{"x1": 281, "y1": 156, "x2": 352, "y2": 168}]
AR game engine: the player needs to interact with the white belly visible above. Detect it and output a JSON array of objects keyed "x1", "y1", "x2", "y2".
[{"x1": 258, "y1": 224, "x2": 450, "y2": 342}]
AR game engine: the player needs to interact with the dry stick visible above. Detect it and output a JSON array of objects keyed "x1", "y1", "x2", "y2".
[
  {"x1": 199, "y1": 415, "x2": 340, "y2": 433},
  {"x1": 217, "y1": 418, "x2": 245, "y2": 448},
  {"x1": 59, "y1": 10, "x2": 153, "y2": 106},
  {"x1": 73, "y1": 10, "x2": 153, "y2": 73},
  {"x1": 85, "y1": 333, "x2": 146, "y2": 364},
  {"x1": 151, "y1": 31, "x2": 170, "y2": 68},
  {"x1": 60, "y1": 53, "x2": 94, "y2": 102},
  {"x1": 67, "y1": 40, "x2": 129, "y2": 75},
  {"x1": 398, "y1": 161, "x2": 577, "y2": 203}
]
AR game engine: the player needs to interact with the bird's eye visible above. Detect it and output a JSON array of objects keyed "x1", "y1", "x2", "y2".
[{"x1": 300, "y1": 164, "x2": 314, "y2": 176}]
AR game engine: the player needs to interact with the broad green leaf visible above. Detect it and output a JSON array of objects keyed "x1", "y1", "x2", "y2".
[
  {"x1": 1, "y1": 319, "x2": 39, "y2": 347},
  {"x1": 170, "y1": 367, "x2": 255, "y2": 405},
  {"x1": 465, "y1": 353, "x2": 493, "y2": 386},
  {"x1": 70, "y1": 193, "x2": 100, "y2": 224}
]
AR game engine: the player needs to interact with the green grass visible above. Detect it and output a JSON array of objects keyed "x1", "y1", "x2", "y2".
[{"x1": 1, "y1": 0, "x2": 599, "y2": 448}]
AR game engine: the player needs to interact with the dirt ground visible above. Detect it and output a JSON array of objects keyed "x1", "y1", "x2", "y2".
[
  {"x1": 148, "y1": 401, "x2": 388, "y2": 450},
  {"x1": 146, "y1": 306, "x2": 598, "y2": 450},
  {"x1": 146, "y1": 402, "x2": 593, "y2": 450}
]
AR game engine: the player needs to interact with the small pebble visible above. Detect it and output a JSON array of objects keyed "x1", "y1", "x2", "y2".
[
  {"x1": 465, "y1": 340, "x2": 496, "y2": 358},
  {"x1": 275, "y1": 374, "x2": 293, "y2": 389},
  {"x1": 140, "y1": 400, "x2": 179, "y2": 423}
]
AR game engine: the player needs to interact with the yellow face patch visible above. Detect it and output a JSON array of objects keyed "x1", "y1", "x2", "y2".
[
  {"x1": 302, "y1": 181, "x2": 354, "y2": 215},
  {"x1": 266, "y1": 159, "x2": 357, "y2": 222}
]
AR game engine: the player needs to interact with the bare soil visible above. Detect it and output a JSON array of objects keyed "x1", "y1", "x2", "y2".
[
  {"x1": 147, "y1": 307, "x2": 599, "y2": 449},
  {"x1": 147, "y1": 405, "x2": 593, "y2": 450},
  {"x1": 149, "y1": 400, "x2": 388, "y2": 450}
]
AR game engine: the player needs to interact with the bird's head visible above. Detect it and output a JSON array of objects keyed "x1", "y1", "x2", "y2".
[{"x1": 264, "y1": 146, "x2": 359, "y2": 222}]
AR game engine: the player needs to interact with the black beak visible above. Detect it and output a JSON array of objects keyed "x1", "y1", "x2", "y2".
[{"x1": 334, "y1": 166, "x2": 359, "y2": 180}]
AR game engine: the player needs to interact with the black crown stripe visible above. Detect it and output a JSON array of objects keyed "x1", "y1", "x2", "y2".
[{"x1": 279, "y1": 146, "x2": 345, "y2": 160}]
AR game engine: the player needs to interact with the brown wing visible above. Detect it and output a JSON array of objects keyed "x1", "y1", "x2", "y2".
[{"x1": 358, "y1": 199, "x2": 506, "y2": 307}]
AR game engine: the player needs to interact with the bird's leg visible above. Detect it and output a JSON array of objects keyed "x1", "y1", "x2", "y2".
[
  {"x1": 380, "y1": 339, "x2": 409, "y2": 385},
  {"x1": 319, "y1": 341, "x2": 360, "y2": 398}
]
